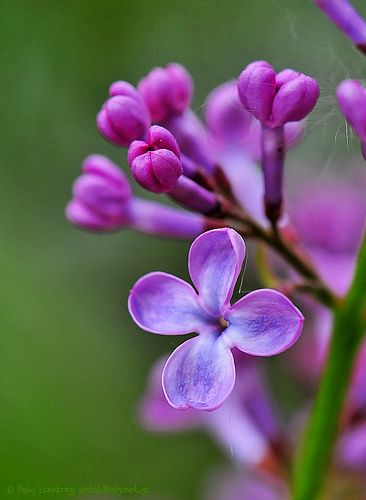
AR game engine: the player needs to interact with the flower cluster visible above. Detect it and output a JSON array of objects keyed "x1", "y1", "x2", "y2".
[{"x1": 66, "y1": 0, "x2": 366, "y2": 497}]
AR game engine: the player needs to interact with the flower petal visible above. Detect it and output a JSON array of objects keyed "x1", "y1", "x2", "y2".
[
  {"x1": 223, "y1": 289, "x2": 304, "y2": 356},
  {"x1": 162, "y1": 333, "x2": 235, "y2": 410},
  {"x1": 188, "y1": 228, "x2": 245, "y2": 316},
  {"x1": 128, "y1": 272, "x2": 207, "y2": 335}
]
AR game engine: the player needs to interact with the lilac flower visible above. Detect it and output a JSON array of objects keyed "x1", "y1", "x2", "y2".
[
  {"x1": 66, "y1": 154, "x2": 205, "y2": 239},
  {"x1": 237, "y1": 61, "x2": 320, "y2": 128},
  {"x1": 127, "y1": 125, "x2": 182, "y2": 193},
  {"x1": 337, "y1": 79, "x2": 366, "y2": 159},
  {"x1": 138, "y1": 63, "x2": 193, "y2": 123},
  {"x1": 237, "y1": 61, "x2": 319, "y2": 224},
  {"x1": 96, "y1": 82, "x2": 150, "y2": 147},
  {"x1": 315, "y1": 0, "x2": 366, "y2": 54},
  {"x1": 129, "y1": 228, "x2": 304, "y2": 410}
]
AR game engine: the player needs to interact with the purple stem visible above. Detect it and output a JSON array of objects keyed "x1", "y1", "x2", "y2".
[
  {"x1": 315, "y1": 0, "x2": 366, "y2": 54},
  {"x1": 129, "y1": 198, "x2": 204, "y2": 238},
  {"x1": 261, "y1": 125, "x2": 285, "y2": 226},
  {"x1": 169, "y1": 176, "x2": 219, "y2": 214}
]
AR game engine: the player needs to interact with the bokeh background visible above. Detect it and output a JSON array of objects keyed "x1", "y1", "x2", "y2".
[{"x1": 1, "y1": 0, "x2": 366, "y2": 498}]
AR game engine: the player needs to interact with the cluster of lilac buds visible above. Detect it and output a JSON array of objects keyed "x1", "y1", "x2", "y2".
[
  {"x1": 238, "y1": 61, "x2": 320, "y2": 225},
  {"x1": 65, "y1": 2, "x2": 366, "y2": 495}
]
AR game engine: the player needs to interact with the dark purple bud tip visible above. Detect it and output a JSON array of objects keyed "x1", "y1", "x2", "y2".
[
  {"x1": 337, "y1": 79, "x2": 366, "y2": 143},
  {"x1": 128, "y1": 126, "x2": 183, "y2": 193},
  {"x1": 138, "y1": 63, "x2": 193, "y2": 123},
  {"x1": 238, "y1": 60, "x2": 319, "y2": 127},
  {"x1": 97, "y1": 94, "x2": 150, "y2": 148}
]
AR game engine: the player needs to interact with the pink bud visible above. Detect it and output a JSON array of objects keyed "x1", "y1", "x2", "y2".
[
  {"x1": 337, "y1": 79, "x2": 366, "y2": 143},
  {"x1": 272, "y1": 74, "x2": 320, "y2": 126},
  {"x1": 97, "y1": 94, "x2": 150, "y2": 147},
  {"x1": 128, "y1": 126, "x2": 183, "y2": 193},
  {"x1": 138, "y1": 63, "x2": 193, "y2": 123},
  {"x1": 66, "y1": 155, "x2": 133, "y2": 231},
  {"x1": 238, "y1": 60, "x2": 277, "y2": 124}
]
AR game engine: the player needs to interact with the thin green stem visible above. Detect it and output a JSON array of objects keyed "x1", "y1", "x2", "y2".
[{"x1": 293, "y1": 230, "x2": 366, "y2": 500}]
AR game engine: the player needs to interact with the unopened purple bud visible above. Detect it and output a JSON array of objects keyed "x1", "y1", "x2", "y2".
[
  {"x1": 97, "y1": 94, "x2": 150, "y2": 147},
  {"x1": 337, "y1": 79, "x2": 366, "y2": 145},
  {"x1": 238, "y1": 60, "x2": 319, "y2": 127},
  {"x1": 169, "y1": 176, "x2": 219, "y2": 214},
  {"x1": 205, "y1": 80, "x2": 253, "y2": 145},
  {"x1": 128, "y1": 125, "x2": 183, "y2": 193},
  {"x1": 66, "y1": 155, "x2": 133, "y2": 231},
  {"x1": 315, "y1": 0, "x2": 366, "y2": 54},
  {"x1": 108, "y1": 80, "x2": 142, "y2": 100},
  {"x1": 272, "y1": 74, "x2": 320, "y2": 126},
  {"x1": 238, "y1": 60, "x2": 277, "y2": 124},
  {"x1": 138, "y1": 63, "x2": 193, "y2": 122}
]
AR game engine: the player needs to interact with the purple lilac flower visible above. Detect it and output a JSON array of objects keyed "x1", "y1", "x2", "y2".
[
  {"x1": 140, "y1": 354, "x2": 282, "y2": 466},
  {"x1": 237, "y1": 61, "x2": 319, "y2": 225},
  {"x1": 129, "y1": 228, "x2": 304, "y2": 410},
  {"x1": 66, "y1": 154, "x2": 205, "y2": 239},
  {"x1": 138, "y1": 63, "x2": 193, "y2": 123},
  {"x1": 96, "y1": 82, "x2": 150, "y2": 147},
  {"x1": 337, "y1": 79, "x2": 366, "y2": 159},
  {"x1": 127, "y1": 125, "x2": 182, "y2": 193},
  {"x1": 315, "y1": 0, "x2": 366, "y2": 54}
]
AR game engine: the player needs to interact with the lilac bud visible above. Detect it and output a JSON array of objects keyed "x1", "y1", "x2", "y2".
[
  {"x1": 272, "y1": 74, "x2": 320, "y2": 126},
  {"x1": 138, "y1": 63, "x2": 193, "y2": 123},
  {"x1": 315, "y1": 0, "x2": 366, "y2": 54},
  {"x1": 66, "y1": 155, "x2": 133, "y2": 231},
  {"x1": 128, "y1": 125, "x2": 183, "y2": 193},
  {"x1": 238, "y1": 60, "x2": 277, "y2": 124},
  {"x1": 337, "y1": 79, "x2": 366, "y2": 144},
  {"x1": 238, "y1": 60, "x2": 319, "y2": 127},
  {"x1": 108, "y1": 80, "x2": 141, "y2": 99},
  {"x1": 205, "y1": 80, "x2": 253, "y2": 145},
  {"x1": 97, "y1": 93, "x2": 150, "y2": 147}
]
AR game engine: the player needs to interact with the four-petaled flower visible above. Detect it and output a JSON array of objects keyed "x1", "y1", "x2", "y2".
[{"x1": 129, "y1": 228, "x2": 304, "y2": 411}]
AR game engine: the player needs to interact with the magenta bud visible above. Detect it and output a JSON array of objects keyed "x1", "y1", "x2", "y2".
[
  {"x1": 108, "y1": 80, "x2": 142, "y2": 100},
  {"x1": 97, "y1": 94, "x2": 150, "y2": 147},
  {"x1": 337, "y1": 79, "x2": 366, "y2": 143},
  {"x1": 138, "y1": 63, "x2": 193, "y2": 123},
  {"x1": 272, "y1": 74, "x2": 320, "y2": 126},
  {"x1": 238, "y1": 60, "x2": 319, "y2": 127},
  {"x1": 128, "y1": 126, "x2": 183, "y2": 194},
  {"x1": 205, "y1": 80, "x2": 253, "y2": 144},
  {"x1": 66, "y1": 155, "x2": 133, "y2": 231},
  {"x1": 238, "y1": 60, "x2": 277, "y2": 124}
]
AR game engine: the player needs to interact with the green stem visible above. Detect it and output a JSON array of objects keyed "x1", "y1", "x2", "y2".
[{"x1": 293, "y1": 230, "x2": 366, "y2": 500}]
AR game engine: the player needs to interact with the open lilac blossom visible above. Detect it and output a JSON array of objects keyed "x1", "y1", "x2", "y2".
[
  {"x1": 337, "y1": 79, "x2": 366, "y2": 159},
  {"x1": 66, "y1": 154, "x2": 205, "y2": 238},
  {"x1": 315, "y1": 0, "x2": 366, "y2": 53},
  {"x1": 129, "y1": 228, "x2": 304, "y2": 410},
  {"x1": 96, "y1": 84, "x2": 150, "y2": 147},
  {"x1": 140, "y1": 354, "x2": 282, "y2": 466},
  {"x1": 138, "y1": 63, "x2": 193, "y2": 123}
]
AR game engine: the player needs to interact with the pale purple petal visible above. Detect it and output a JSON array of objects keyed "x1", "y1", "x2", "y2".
[
  {"x1": 162, "y1": 333, "x2": 235, "y2": 410},
  {"x1": 223, "y1": 289, "x2": 304, "y2": 356},
  {"x1": 128, "y1": 272, "x2": 207, "y2": 335},
  {"x1": 188, "y1": 228, "x2": 246, "y2": 316}
]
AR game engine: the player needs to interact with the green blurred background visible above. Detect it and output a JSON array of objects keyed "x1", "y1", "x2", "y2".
[{"x1": 1, "y1": 1, "x2": 365, "y2": 498}]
